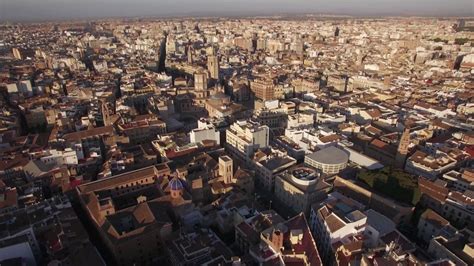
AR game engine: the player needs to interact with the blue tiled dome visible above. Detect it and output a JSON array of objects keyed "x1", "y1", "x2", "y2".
[{"x1": 169, "y1": 177, "x2": 184, "y2": 191}]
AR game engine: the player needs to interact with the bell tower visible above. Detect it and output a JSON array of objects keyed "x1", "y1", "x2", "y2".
[{"x1": 395, "y1": 127, "x2": 410, "y2": 169}]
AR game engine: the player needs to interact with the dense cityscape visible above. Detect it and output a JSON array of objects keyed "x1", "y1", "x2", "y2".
[{"x1": 0, "y1": 12, "x2": 473, "y2": 266}]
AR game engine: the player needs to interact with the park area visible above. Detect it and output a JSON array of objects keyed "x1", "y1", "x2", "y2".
[{"x1": 357, "y1": 167, "x2": 421, "y2": 206}]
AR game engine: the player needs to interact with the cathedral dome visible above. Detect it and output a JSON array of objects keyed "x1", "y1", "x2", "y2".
[{"x1": 169, "y1": 177, "x2": 184, "y2": 191}]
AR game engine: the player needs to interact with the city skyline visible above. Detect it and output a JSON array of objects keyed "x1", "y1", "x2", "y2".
[
  {"x1": 0, "y1": 1, "x2": 473, "y2": 265},
  {"x1": 1, "y1": 0, "x2": 473, "y2": 22}
]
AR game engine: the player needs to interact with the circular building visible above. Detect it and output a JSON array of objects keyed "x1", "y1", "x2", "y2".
[
  {"x1": 290, "y1": 167, "x2": 321, "y2": 187},
  {"x1": 305, "y1": 146, "x2": 349, "y2": 174}
]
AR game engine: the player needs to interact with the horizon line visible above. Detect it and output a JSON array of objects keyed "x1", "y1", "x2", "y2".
[{"x1": 1, "y1": 11, "x2": 473, "y2": 24}]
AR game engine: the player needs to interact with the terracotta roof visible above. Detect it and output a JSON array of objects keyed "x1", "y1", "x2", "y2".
[
  {"x1": 325, "y1": 213, "x2": 346, "y2": 233},
  {"x1": 420, "y1": 209, "x2": 449, "y2": 228},
  {"x1": 282, "y1": 213, "x2": 322, "y2": 265},
  {"x1": 319, "y1": 134, "x2": 341, "y2": 143},
  {"x1": 418, "y1": 178, "x2": 448, "y2": 203},
  {"x1": 364, "y1": 108, "x2": 382, "y2": 119},
  {"x1": 370, "y1": 138, "x2": 388, "y2": 149},
  {"x1": 0, "y1": 187, "x2": 18, "y2": 209},
  {"x1": 77, "y1": 165, "x2": 169, "y2": 194},
  {"x1": 63, "y1": 126, "x2": 114, "y2": 142}
]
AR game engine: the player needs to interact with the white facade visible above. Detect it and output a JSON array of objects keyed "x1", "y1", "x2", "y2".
[
  {"x1": 226, "y1": 120, "x2": 269, "y2": 158},
  {"x1": 40, "y1": 149, "x2": 79, "y2": 166},
  {"x1": 190, "y1": 121, "x2": 220, "y2": 145}
]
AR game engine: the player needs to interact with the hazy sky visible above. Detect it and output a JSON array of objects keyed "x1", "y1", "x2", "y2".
[{"x1": 1, "y1": 0, "x2": 473, "y2": 21}]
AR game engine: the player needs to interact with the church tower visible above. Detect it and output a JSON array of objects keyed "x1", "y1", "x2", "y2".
[
  {"x1": 219, "y1": 156, "x2": 233, "y2": 184},
  {"x1": 395, "y1": 127, "x2": 410, "y2": 169},
  {"x1": 207, "y1": 53, "x2": 219, "y2": 80}
]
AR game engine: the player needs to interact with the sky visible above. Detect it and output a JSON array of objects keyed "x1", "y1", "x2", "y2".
[{"x1": 1, "y1": 0, "x2": 473, "y2": 22}]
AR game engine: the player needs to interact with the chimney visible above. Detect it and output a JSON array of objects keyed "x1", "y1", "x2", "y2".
[{"x1": 272, "y1": 229, "x2": 284, "y2": 250}]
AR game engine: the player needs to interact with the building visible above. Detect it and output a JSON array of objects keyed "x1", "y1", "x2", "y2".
[
  {"x1": 253, "y1": 108, "x2": 287, "y2": 129},
  {"x1": 76, "y1": 165, "x2": 175, "y2": 265},
  {"x1": 305, "y1": 146, "x2": 349, "y2": 175},
  {"x1": 309, "y1": 192, "x2": 396, "y2": 264},
  {"x1": 287, "y1": 113, "x2": 314, "y2": 129},
  {"x1": 274, "y1": 136, "x2": 305, "y2": 161},
  {"x1": 219, "y1": 155, "x2": 233, "y2": 184},
  {"x1": 117, "y1": 116, "x2": 166, "y2": 145},
  {"x1": 333, "y1": 176, "x2": 413, "y2": 224},
  {"x1": 395, "y1": 128, "x2": 411, "y2": 169},
  {"x1": 326, "y1": 75, "x2": 352, "y2": 93},
  {"x1": 418, "y1": 178, "x2": 474, "y2": 228},
  {"x1": 249, "y1": 213, "x2": 322, "y2": 265},
  {"x1": 62, "y1": 125, "x2": 115, "y2": 162},
  {"x1": 253, "y1": 151, "x2": 297, "y2": 191},
  {"x1": 207, "y1": 55, "x2": 219, "y2": 80},
  {"x1": 235, "y1": 210, "x2": 285, "y2": 254},
  {"x1": 0, "y1": 180, "x2": 18, "y2": 210},
  {"x1": 274, "y1": 166, "x2": 331, "y2": 215},
  {"x1": 225, "y1": 120, "x2": 269, "y2": 160},
  {"x1": 194, "y1": 71, "x2": 208, "y2": 93},
  {"x1": 0, "y1": 196, "x2": 104, "y2": 266},
  {"x1": 167, "y1": 229, "x2": 235, "y2": 265},
  {"x1": 233, "y1": 168, "x2": 255, "y2": 196},
  {"x1": 441, "y1": 169, "x2": 474, "y2": 192},
  {"x1": 428, "y1": 228, "x2": 474, "y2": 266},
  {"x1": 405, "y1": 150, "x2": 458, "y2": 180},
  {"x1": 205, "y1": 92, "x2": 242, "y2": 119},
  {"x1": 251, "y1": 78, "x2": 275, "y2": 101},
  {"x1": 24, "y1": 106, "x2": 47, "y2": 130},
  {"x1": 190, "y1": 119, "x2": 220, "y2": 145},
  {"x1": 417, "y1": 209, "x2": 452, "y2": 244}
]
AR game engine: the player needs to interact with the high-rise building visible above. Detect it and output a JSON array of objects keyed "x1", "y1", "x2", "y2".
[
  {"x1": 157, "y1": 35, "x2": 167, "y2": 73},
  {"x1": 166, "y1": 35, "x2": 176, "y2": 54}
]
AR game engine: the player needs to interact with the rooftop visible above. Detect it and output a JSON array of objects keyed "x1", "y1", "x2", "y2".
[{"x1": 306, "y1": 146, "x2": 349, "y2": 165}]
